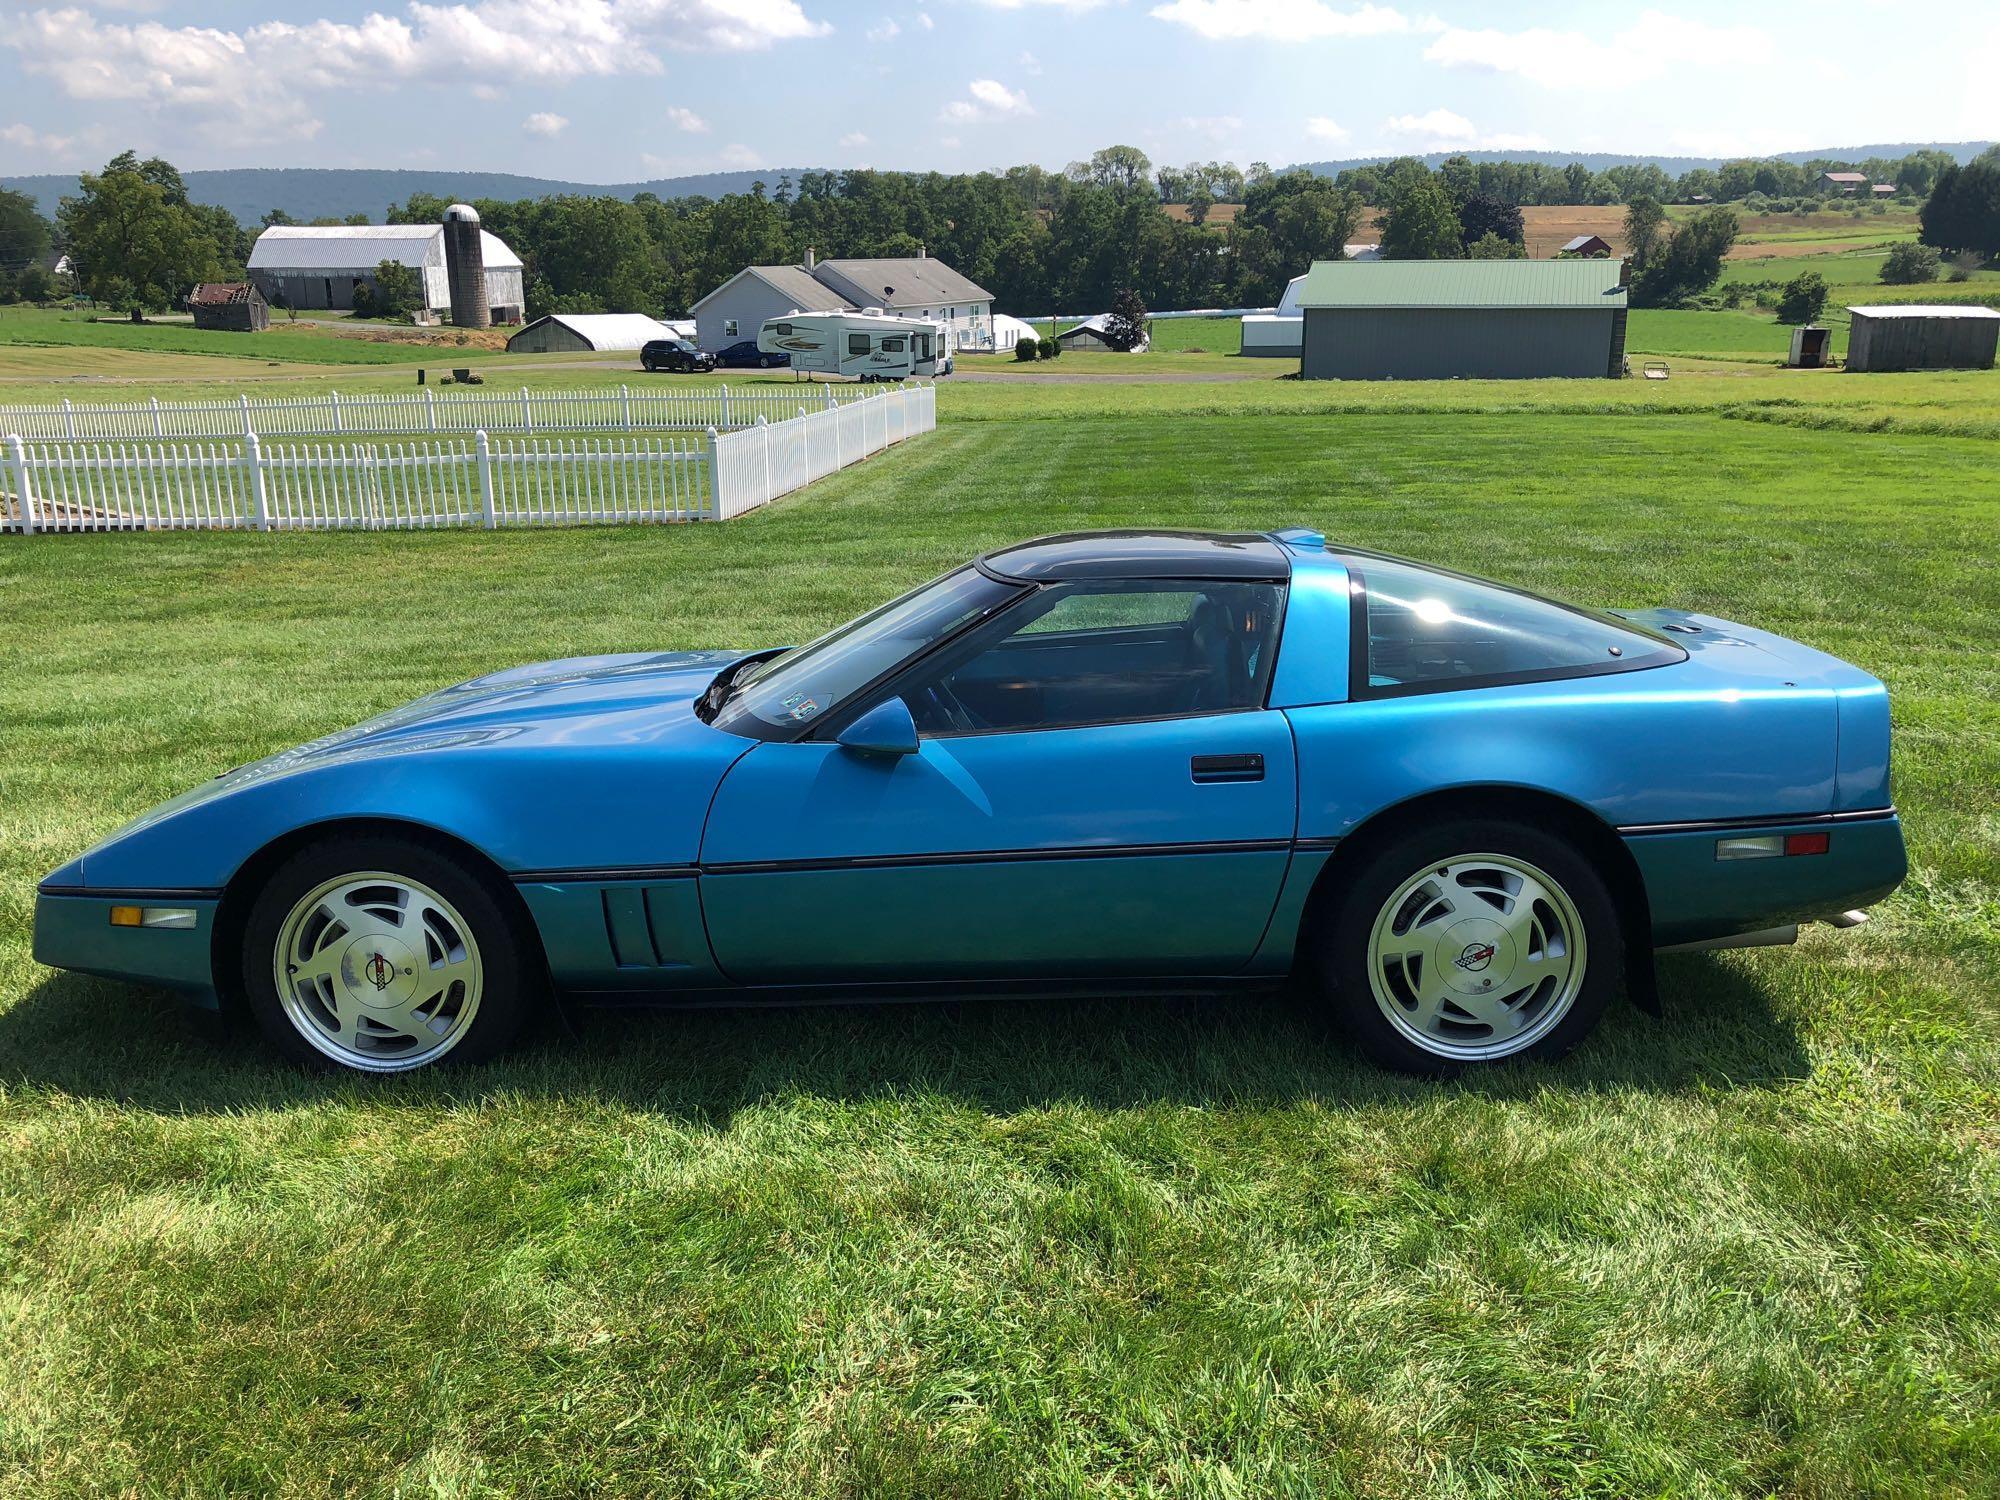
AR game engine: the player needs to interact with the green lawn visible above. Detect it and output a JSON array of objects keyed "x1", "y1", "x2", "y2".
[
  {"x1": 3, "y1": 373, "x2": 1998, "y2": 1495},
  {"x1": 0, "y1": 306, "x2": 499, "y2": 367}
]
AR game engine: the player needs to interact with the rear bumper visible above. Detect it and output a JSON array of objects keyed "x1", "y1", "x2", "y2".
[
  {"x1": 1623, "y1": 811, "x2": 1906, "y2": 948},
  {"x1": 32, "y1": 891, "x2": 222, "y2": 1007}
]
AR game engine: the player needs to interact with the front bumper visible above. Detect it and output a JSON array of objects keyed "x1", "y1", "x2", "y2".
[
  {"x1": 32, "y1": 891, "x2": 223, "y2": 1008},
  {"x1": 1625, "y1": 812, "x2": 1906, "y2": 948}
]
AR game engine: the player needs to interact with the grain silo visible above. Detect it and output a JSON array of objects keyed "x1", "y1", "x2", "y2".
[{"x1": 441, "y1": 203, "x2": 490, "y2": 328}]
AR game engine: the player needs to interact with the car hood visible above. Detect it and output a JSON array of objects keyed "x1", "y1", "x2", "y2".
[
  {"x1": 264, "y1": 649, "x2": 752, "y2": 766},
  {"x1": 53, "y1": 650, "x2": 771, "y2": 891}
]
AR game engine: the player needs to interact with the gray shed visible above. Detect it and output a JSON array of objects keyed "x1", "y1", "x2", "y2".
[
  {"x1": 505, "y1": 313, "x2": 676, "y2": 355},
  {"x1": 1844, "y1": 305, "x2": 2000, "y2": 372},
  {"x1": 1295, "y1": 259, "x2": 1629, "y2": 381}
]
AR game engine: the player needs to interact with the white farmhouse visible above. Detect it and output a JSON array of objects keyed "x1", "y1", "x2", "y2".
[{"x1": 691, "y1": 249, "x2": 996, "y2": 353}]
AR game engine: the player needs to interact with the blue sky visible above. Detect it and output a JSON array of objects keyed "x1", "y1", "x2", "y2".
[{"x1": 2, "y1": 1, "x2": 1995, "y2": 179}]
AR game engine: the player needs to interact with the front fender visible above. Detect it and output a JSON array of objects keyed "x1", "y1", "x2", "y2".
[{"x1": 70, "y1": 738, "x2": 745, "y2": 893}]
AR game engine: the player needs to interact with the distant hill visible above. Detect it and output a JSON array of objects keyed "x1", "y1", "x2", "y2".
[
  {"x1": 7, "y1": 144, "x2": 1992, "y2": 225},
  {"x1": 0, "y1": 167, "x2": 821, "y2": 225},
  {"x1": 1289, "y1": 143, "x2": 1994, "y2": 177}
]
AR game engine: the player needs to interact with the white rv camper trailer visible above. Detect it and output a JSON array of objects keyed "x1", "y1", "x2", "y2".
[{"x1": 757, "y1": 310, "x2": 949, "y2": 380}]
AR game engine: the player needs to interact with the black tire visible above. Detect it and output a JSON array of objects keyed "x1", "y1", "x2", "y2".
[
  {"x1": 641, "y1": 357, "x2": 657, "y2": 373},
  {"x1": 240, "y1": 833, "x2": 539, "y2": 1074},
  {"x1": 1311, "y1": 819, "x2": 1621, "y2": 1077}
]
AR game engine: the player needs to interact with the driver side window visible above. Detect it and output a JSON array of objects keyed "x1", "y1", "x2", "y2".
[{"x1": 899, "y1": 580, "x2": 1283, "y2": 736}]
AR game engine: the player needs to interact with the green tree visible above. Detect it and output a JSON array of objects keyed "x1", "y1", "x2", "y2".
[
  {"x1": 1879, "y1": 242, "x2": 1940, "y2": 284},
  {"x1": 1456, "y1": 193, "x2": 1523, "y2": 252},
  {"x1": 1920, "y1": 160, "x2": 2000, "y2": 261},
  {"x1": 57, "y1": 153, "x2": 226, "y2": 320},
  {"x1": 1776, "y1": 270, "x2": 1829, "y2": 324},
  {"x1": 1378, "y1": 174, "x2": 1461, "y2": 260},
  {"x1": 1465, "y1": 231, "x2": 1525, "y2": 260},
  {"x1": 1070, "y1": 146, "x2": 1153, "y2": 194},
  {"x1": 1630, "y1": 207, "x2": 1738, "y2": 307},
  {"x1": 0, "y1": 188, "x2": 53, "y2": 271},
  {"x1": 1101, "y1": 287, "x2": 1148, "y2": 351},
  {"x1": 1230, "y1": 170, "x2": 1363, "y2": 301},
  {"x1": 369, "y1": 259, "x2": 421, "y2": 318},
  {"x1": 1623, "y1": 194, "x2": 1667, "y2": 271}
]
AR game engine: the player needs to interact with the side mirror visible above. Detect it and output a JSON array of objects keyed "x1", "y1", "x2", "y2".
[{"x1": 836, "y1": 696, "x2": 919, "y2": 758}]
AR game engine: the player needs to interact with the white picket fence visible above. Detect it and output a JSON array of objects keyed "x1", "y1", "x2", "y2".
[
  {"x1": 0, "y1": 380, "x2": 910, "y2": 444},
  {"x1": 3, "y1": 383, "x2": 936, "y2": 534}
]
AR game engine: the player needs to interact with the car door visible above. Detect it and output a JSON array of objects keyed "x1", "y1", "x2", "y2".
[{"x1": 697, "y1": 578, "x2": 1298, "y2": 985}]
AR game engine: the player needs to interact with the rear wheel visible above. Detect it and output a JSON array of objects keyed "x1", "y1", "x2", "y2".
[
  {"x1": 241, "y1": 835, "x2": 536, "y2": 1074},
  {"x1": 641, "y1": 356, "x2": 657, "y2": 373},
  {"x1": 1313, "y1": 820, "x2": 1619, "y2": 1075}
]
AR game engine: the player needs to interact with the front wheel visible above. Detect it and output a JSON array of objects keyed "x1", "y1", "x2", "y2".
[
  {"x1": 1313, "y1": 820, "x2": 1620, "y2": 1075},
  {"x1": 242, "y1": 834, "x2": 538, "y2": 1073}
]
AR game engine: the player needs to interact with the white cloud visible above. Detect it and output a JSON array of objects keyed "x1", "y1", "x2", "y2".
[
  {"x1": 1, "y1": 123, "x2": 77, "y2": 155},
  {"x1": 939, "y1": 135, "x2": 962, "y2": 149},
  {"x1": 1383, "y1": 107, "x2": 1476, "y2": 143},
  {"x1": 665, "y1": 105, "x2": 709, "y2": 133},
  {"x1": 867, "y1": 17, "x2": 900, "y2": 41},
  {"x1": 1180, "y1": 114, "x2": 1244, "y2": 141},
  {"x1": 1378, "y1": 109, "x2": 1552, "y2": 151},
  {"x1": 719, "y1": 143, "x2": 761, "y2": 167},
  {"x1": 1017, "y1": 49, "x2": 1042, "y2": 73},
  {"x1": 1150, "y1": 0, "x2": 1414, "y2": 42},
  {"x1": 839, "y1": 130, "x2": 870, "y2": 147},
  {"x1": 1423, "y1": 10, "x2": 1772, "y2": 90},
  {"x1": 523, "y1": 111, "x2": 568, "y2": 136},
  {"x1": 918, "y1": 10, "x2": 935, "y2": 26},
  {"x1": 940, "y1": 78, "x2": 1032, "y2": 123},
  {"x1": 2, "y1": 1, "x2": 831, "y2": 138},
  {"x1": 967, "y1": 0, "x2": 1112, "y2": 9},
  {"x1": 1305, "y1": 115, "x2": 1348, "y2": 142}
]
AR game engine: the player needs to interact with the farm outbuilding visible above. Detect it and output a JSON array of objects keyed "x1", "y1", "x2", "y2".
[
  {"x1": 504, "y1": 313, "x2": 680, "y2": 355},
  {"x1": 991, "y1": 313, "x2": 1041, "y2": 352},
  {"x1": 247, "y1": 224, "x2": 525, "y2": 321},
  {"x1": 187, "y1": 282, "x2": 269, "y2": 332},
  {"x1": 1296, "y1": 259, "x2": 1629, "y2": 381},
  {"x1": 1560, "y1": 234, "x2": 1614, "y2": 258},
  {"x1": 1844, "y1": 306, "x2": 2000, "y2": 372},
  {"x1": 1054, "y1": 314, "x2": 1148, "y2": 353}
]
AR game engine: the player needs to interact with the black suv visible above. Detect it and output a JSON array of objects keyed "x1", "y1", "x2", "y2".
[{"x1": 640, "y1": 338, "x2": 716, "y2": 373}]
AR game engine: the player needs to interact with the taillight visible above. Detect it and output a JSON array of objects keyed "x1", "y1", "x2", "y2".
[{"x1": 1716, "y1": 831, "x2": 1830, "y2": 861}]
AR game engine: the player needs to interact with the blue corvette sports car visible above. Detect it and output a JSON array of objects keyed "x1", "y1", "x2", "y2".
[{"x1": 35, "y1": 530, "x2": 1905, "y2": 1076}]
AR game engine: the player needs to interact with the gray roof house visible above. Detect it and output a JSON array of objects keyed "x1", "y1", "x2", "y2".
[
  {"x1": 690, "y1": 250, "x2": 997, "y2": 352},
  {"x1": 690, "y1": 263, "x2": 855, "y2": 352}
]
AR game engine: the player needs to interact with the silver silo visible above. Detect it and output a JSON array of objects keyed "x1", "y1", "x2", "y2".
[{"x1": 441, "y1": 203, "x2": 490, "y2": 329}]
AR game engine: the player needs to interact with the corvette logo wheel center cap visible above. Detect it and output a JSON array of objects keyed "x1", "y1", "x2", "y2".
[
  {"x1": 1437, "y1": 917, "x2": 1515, "y2": 996},
  {"x1": 339, "y1": 934, "x2": 419, "y2": 1008}
]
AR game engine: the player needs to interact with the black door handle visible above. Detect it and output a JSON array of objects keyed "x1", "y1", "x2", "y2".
[{"x1": 1191, "y1": 753, "x2": 1264, "y2": 784}]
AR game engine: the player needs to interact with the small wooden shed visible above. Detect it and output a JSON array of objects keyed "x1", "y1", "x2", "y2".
[
  {"x1": 1845, "y1": 306, "x2": 2000, "y2": 372},
  {"x1": 188, "y1": 282, "x2": 269, "y2": 332}
]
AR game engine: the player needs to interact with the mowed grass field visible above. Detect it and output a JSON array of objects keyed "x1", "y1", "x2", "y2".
[{"x1": 4, "y1": 361, "x2": 1999, "y2": 1497}]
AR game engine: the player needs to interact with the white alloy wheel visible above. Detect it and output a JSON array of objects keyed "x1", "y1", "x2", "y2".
[
  {"x1": 1364, "y1": 851, "x2": 1588, "y2": 1062},
  {"x1": 272, "y1": 870, "x2": 485, "y2": 1072}
]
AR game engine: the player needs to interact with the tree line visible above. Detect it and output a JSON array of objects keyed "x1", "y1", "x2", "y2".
[{"x1": 8, "y1": 145, "x2": 1994, "y2": 321}]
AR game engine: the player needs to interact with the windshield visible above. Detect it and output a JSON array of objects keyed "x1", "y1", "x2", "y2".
[{"x1": 711, "y1": 566, "x2": 1024, "y2": 738}]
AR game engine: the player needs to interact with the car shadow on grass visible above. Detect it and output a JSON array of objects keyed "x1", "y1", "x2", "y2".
[{"x1": 0, "y1": 955, "x2": 1807, "y2": 1119}]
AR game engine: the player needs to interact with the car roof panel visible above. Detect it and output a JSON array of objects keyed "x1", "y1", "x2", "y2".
[{"x1": 979, "y1": 530, "x2": 1290, "y2": 583}]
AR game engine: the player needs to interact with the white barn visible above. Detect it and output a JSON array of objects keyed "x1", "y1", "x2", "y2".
[{"x1": 247, "y1": 224, "x2": 525, "y2": 320}]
